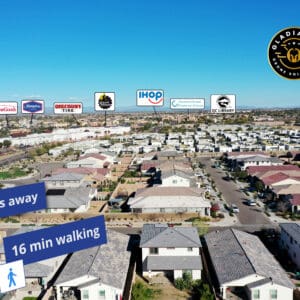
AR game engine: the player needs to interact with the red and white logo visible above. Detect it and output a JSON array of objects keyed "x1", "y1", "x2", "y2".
[
  {"x1": 0, "y1": 102, "x2": 18, "y2": 115},
  {"x1": 54, "y1": 102, "x2": 83, "y2": 114}
]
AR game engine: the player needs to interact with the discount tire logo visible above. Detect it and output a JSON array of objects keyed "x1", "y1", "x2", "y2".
[{"x1": 268, "y1": 27, "x2": 300, "y2": 80}]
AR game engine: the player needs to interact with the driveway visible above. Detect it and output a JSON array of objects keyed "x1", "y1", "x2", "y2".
[{"x1": 199, "y1": 158, "x2": 271, "y2": 225}]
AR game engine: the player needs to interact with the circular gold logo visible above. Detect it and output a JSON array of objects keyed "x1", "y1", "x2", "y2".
[
  {"x1": 268, "y1": 27, "x2": 300, "y2": 80},
  {"x1": 98, "y1": 93, "x2": 112, "y2": 109}
]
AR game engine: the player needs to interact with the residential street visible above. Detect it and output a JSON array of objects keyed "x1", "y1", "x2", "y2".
[{"x1": 199, "y1": 158, "x2": 271, "y2": 225}]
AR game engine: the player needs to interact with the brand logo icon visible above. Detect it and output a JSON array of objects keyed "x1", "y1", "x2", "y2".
[
  {"x1": 0, "y1": 102, "x2": 18, "y2": 115},
  {"x1": 268, "y1": 27, "x2": 300, "y2": 79},
  {"x1": 217, "y1": 96, "x2": 230, "y2": 108},
  {"x1": 136, "y1": 90, "x2": 164, "y2": 106},
  {"x1": 211, "y1": 95, "x2": 236, "y2": 113},
  {"x1": 94, "y1": 93, "x2": 115, "y2": 111},
  {"x1": 21, "y1": 100, "x2": 44, "y2": 114}
]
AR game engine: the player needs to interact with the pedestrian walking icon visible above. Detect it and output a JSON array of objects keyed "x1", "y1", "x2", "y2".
[
  {"x1": 8, "y1": 268, "x2": 16, "y2": 287},
  {"x1": 0, "y1": 260, "x2": 25, "y2": 293}
]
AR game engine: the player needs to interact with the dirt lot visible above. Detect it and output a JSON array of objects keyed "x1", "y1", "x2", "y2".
[{"x1": 135, "y1": 275, "x2": 190, "y2": 300}]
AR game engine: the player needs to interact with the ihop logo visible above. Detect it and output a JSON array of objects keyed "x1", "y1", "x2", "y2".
[{"x1": 136, "y1": 89, "x2": 164, "y2": 106}]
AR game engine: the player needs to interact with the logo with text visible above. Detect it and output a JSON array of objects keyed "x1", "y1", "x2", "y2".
[
  {"x1": 0, "y1": 102, "x2": 18, "y2": 115},
  {"x1": 94, "y1": 92, "x2": 115, "y2": 111},
  {"x1": 54, "y1": 102, "x2": 83, "y2": 114},
  {"x1": 268, "y1": 27, "x2": 300, "y2": 79},
  {"x1": 211, "y1": 95, "x2": 236, "y2": 113},
  {"x1": 137, "y1": 90, "x2": 164, "y2": 106},
  {"x1": 21, "y1": 100, "x2": 44, "y2": 114}
]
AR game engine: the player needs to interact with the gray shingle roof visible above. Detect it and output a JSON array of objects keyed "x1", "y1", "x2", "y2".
[
  {"x1": 161, "y1": 168, "x2": 193, "y2": 180},
  {"x1": 140, "y1": 224, "x2": 201, "y2": 248},
  {"x1": 54, "y1": 229, "x2": 131, "y2": 290},
  {"x1": 146, "y1": 256, "x2": 202, "y2": 271},
  {"x1": 204, "y1": 229, "x2": 294, "y2": 289},
  {"x1": 280, "y1": 223, "x2": 300, "y2": 244},
  {"x1": 246, "y1": 278, "x2": 272, "y2": 289},
  {"x1": 42, "y1": 173, "x2": 85, "y2": 181},
  {"x1": 46, "y1": 187, "x2": 90, "y2": 209},
  {"x1": 24, "y1": 262, "x2": 52, "y2": 278}
]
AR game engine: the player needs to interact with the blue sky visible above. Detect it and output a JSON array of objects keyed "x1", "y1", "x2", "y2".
[{"x1": 0, "y1": 0, "x2": 299, "y2": 109}]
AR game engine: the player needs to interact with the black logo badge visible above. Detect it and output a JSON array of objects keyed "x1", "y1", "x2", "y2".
[
  {"x1": 268, "y1": 27, "x2": 300, "y2": 80},
  {"x1": 217, "y1": 96, "x2": 230, "y2": 108},
  {"x1": 98, "y1": 93, "x2": 112, "y2": 110}
]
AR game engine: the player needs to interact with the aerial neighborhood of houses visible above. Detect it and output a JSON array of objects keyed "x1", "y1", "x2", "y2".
[{"x1": 0, "y1": 110, "x2": 300, "y2": 300}]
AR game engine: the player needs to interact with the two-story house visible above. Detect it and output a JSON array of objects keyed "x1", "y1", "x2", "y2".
[{"x1": 140, "y1": 224, "x2": 202, "y2": 281}]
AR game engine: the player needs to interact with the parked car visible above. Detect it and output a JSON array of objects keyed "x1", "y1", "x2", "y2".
[
  {"x1": 246, "y1": 199, "x2": 256, "y2": 206},
  {"x1": 231, "y1": 204, "x2": 239, "y2": 213}
]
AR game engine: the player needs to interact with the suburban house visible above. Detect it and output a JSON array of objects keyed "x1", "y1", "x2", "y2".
[
  {"x1": 42, "y1": 173, "x2": 86, "y2": 189},
  {"x1": 38, "y1": 187, "x2": 94, "y2": 213},
  {"x1": 52, "y1": 167, "x2": 110, "y2": 186},
  {"x1": 160, "y1": 168, "x2": 194, "y2": 187},
  {"x1": 280, "y1": 223, "x2": 300, "y2": 269},
  {"x1": 0, "y1": 227, "x2": 67, "y2": 299},
  {"x1": 204, "y1": 229, "x2": 294, "y2": 300},
  {"x1": 290, "y1": 194, "x2": 300, "y2": 213},
  {"x1": 140, "y1": 224, "x2": 202, "y2": 281},
  {"x1": 128, "y1": 186, "x2": 210, "y2": 215},
  {"x1": 66, "y1": 154, "x2": 111, "y2": 169},
  {"x1": 54, "y1": 229, "x2": 131, "y2": 300},
  {"x1": 225, "y1": 152, "x2": 284, "y2": 171}
]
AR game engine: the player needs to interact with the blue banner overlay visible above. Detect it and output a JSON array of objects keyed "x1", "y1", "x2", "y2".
[
  {"x1": 4, "y1": 216, "x2": 107, "y2": 265},
  {"x1": 0, "y1": 182, "x2": 47, "y2": 218}
]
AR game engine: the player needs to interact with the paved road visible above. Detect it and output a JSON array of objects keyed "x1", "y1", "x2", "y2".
[{"x1": 199, "y1": 158, "x2": 271, "y2": 225}]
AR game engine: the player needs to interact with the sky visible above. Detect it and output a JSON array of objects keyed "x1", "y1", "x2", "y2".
[{"x1": 0, "y1": 0, "x2": 299, "y2": 109}]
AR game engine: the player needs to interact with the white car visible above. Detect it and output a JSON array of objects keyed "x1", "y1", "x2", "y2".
[
  {"x1": 247, "y1": 199, "x2": 256, "y2": 206},
  {"x1": 231, "y1": 204, "x2": 239, "y2": 213}
]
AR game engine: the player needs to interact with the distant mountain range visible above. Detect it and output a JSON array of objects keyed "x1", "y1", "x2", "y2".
[{"x1": 42, "y1": 105, "x2": 299, "y2": 114}]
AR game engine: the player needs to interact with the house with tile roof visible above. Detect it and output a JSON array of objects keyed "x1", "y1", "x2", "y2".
[
  {"x1": 140, "y1": 224, "x2": 202, "y2": 281},
  {"x1": 128, "y1": 186, "x2": 210, "y2": 215},
  {"x1": 290, "y1": 194, "x2": 300, "y2": 214},
  {"x1": 204, "y1": 229, "x2": 294, "y2": 300},
  {"x1": 280, "y1": 223, "x2": 300, "y2": 270},
  {"x1": 54, "y1": 229, "x2": 131, "y2": 300}
]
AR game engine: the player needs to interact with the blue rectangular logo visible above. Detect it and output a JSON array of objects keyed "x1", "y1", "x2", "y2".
[
  {"x1": 0, "y1": 182, "x2": 47, "y2": 218},
  {"x1": 4, "y1": 216, "x2": 107, "y2": 265}
]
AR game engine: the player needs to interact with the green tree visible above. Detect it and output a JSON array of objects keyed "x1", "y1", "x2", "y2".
[
  {"x1": 286, "y1": 151, "x2": 293, "y2": 163},
  {"x1": 255, "y1": 180, "x2": 264, "y2": 192},
  {"x1": 3, "y1": 139, "x2": 11, "y2": 148}
]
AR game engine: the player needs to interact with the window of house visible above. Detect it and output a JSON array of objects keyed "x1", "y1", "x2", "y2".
[
  {"x1": 270, "y1": 289, "x2": 277, "y2": 299},
  {"x1": 160, "y1": 208, "x2": 165, "y2": 213},
  {"x1": 82, "y1": 290, "x2": 89, "y2": 299},
  {"x1": 253, "y1": 289, "x2": 260, "y2": 299},
  {"x1": 172, "y1": 179, "x2": 177, "y2": 184},
  {"x1": 99, "y1": 290, "x2": 105, "y2": 298},
  {"x1": 187, "y1": 247, "x2": 193, "y2": 252},
  {"x1": 150, "y1": 248, "x2": 159, "y2": 254}
]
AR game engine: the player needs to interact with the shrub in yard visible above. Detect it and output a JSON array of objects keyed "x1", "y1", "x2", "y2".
[
  {"x1": 174, "y1": 278, "x2": 185, "y2": 290},
  {"x1": 131, "y1": 281, "x2": 160, "y2": 300},
  {"x1": 211, "y1": 211, "x2": 217, "y2": 218},
  {"x1": 174, "y1": 272, "x2": 193, "y2": 290},
  {"x1": 218, "y1": 213, "x2": 225, "y2": 218}
]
